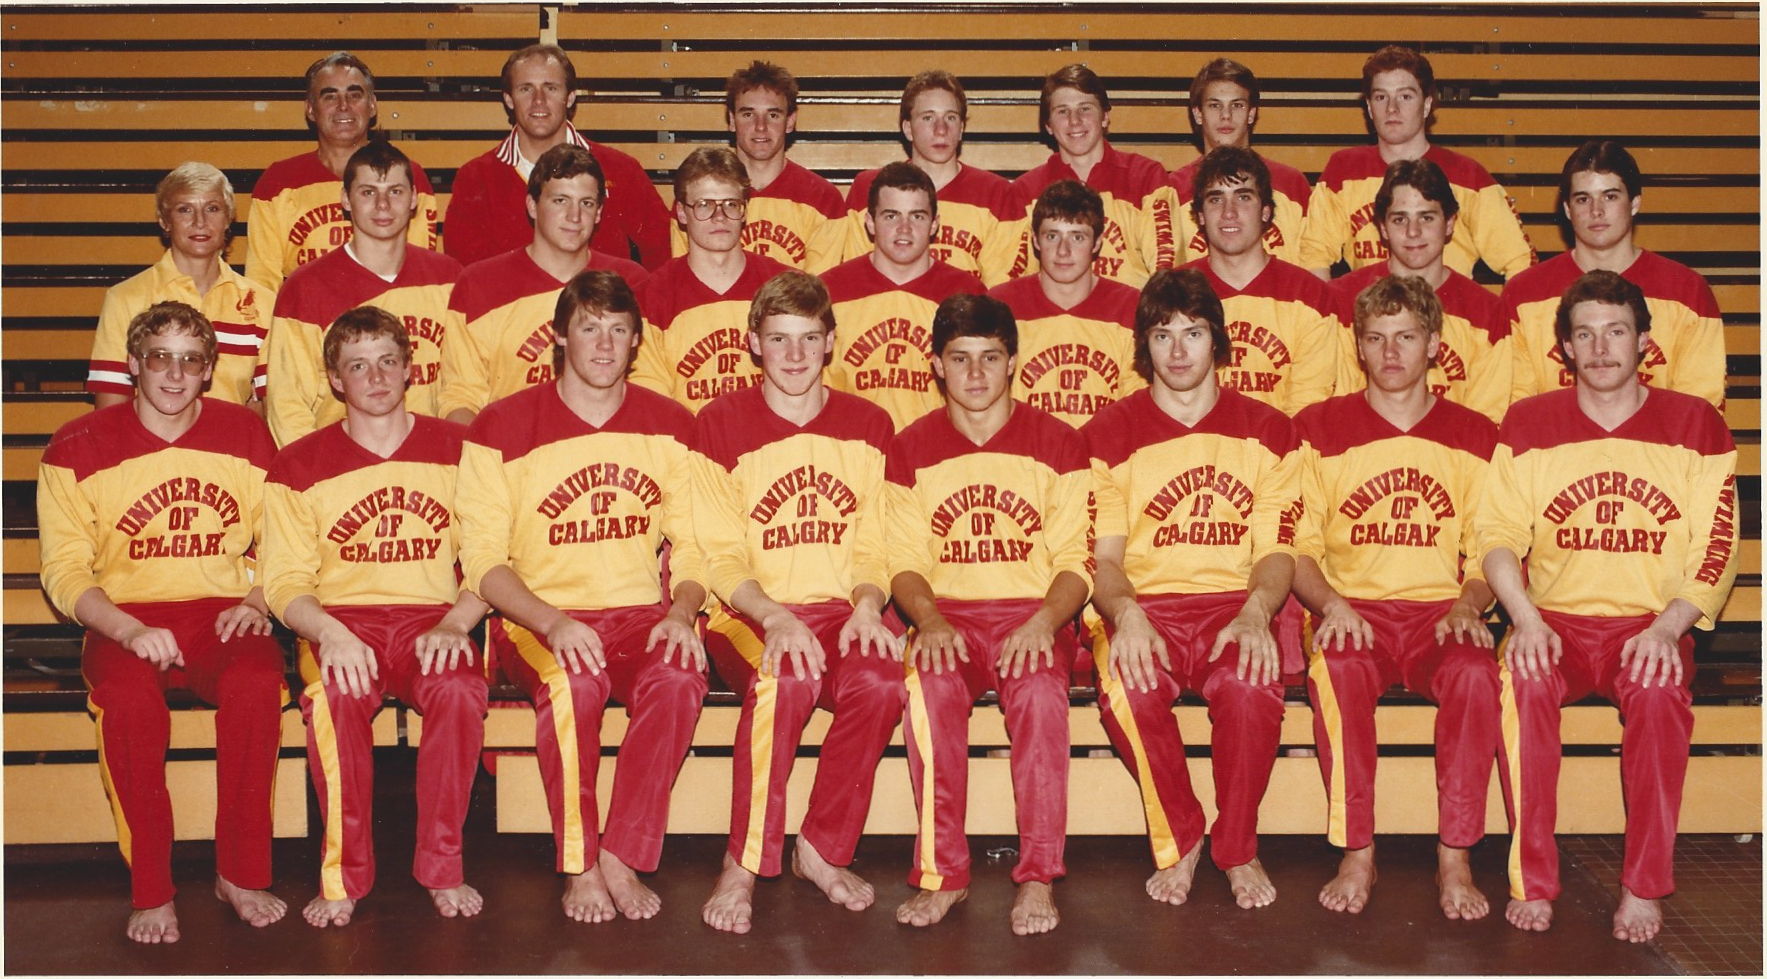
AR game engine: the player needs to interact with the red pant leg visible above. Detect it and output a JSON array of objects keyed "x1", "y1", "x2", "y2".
[
  {"x1": 901, "y1": 602, "x2": 999, "y2": 892},
  {"x1": 492, "y1": 615, "x2": 611, "y2": 875},
  {"x1": 599, "y1": 606, "x2": 707, "y2": 874},
  {"x1": 83, "y1": 626, "x2": 176, "y2": 909},
  {"x1": 1089, "y1": 614, "x2": 1205, "y2": 869},
  {"x1": 1304, "y1": 617, "x2": 1394, "y2": 852},
  {"x1": 997, "y1": 621, "x2": 1073, "y2": 885},
  {"x1": 298, "y1": 617, "x2": 389, "y2": 902},
  {"x1": 707, "y1": 605, "x2": 820, "y2": 877},
  {"x1": 799, "y1": 602, "x2": 906, "y2": 868}
]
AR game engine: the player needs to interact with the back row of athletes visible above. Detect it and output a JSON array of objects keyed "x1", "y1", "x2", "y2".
[{"x1": 89, "y1": 43, "x2": 1727, "y2": 448}]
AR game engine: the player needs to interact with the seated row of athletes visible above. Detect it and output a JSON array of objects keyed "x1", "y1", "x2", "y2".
[{"x1": 55, "y1": 43, "x2": 1733, "y2": 946}]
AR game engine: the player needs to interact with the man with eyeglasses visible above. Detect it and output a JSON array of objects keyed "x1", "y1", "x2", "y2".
[
  {"x1": 440, "y1": 144, "x2": 649, "y2": 425},
  {"x1": 822, "y1": 162, "x2": 985, "y2": 431},
  {"x1": 38, "y1": 301, "x2": 288, "y2": 944},
  {"x1": 632, "y1": 147, "x2": 792, "y2": 414}
]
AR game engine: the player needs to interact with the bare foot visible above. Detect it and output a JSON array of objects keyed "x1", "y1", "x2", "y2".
[
  {"x1": 429, "y1": 883, "x2": 484, "y2": 918},
  {"x1": 1506, "y1": 897, "x2": 1554, "y2": 932},
  {"x1": 895, "y1": 887, "x2": 967, "y2": 927},
  {"x1": 702, "y1": 854, "x2": 756, "y2": 934},
  {"x1": 599, "y1": 849, "x2": 661, "y2": 920},
  {"x1": 1010, "y1": 880, "x2": 1059, "y2": 935},
  {"x1": 215, "y1": 875, "x2": 286, "y2": 927},
  {"x1": 1226, "y1": 859, "x2": 1277, "y2": 909},
  {"x1": 792, "y1": 837, "x2": 875, "y2": 911},
  {"x1": 126, "y1": 901, "x2": 180, "y2": 943},
  {"x1": 302, "y1": 895, "x2": 355, "y2": 928},
  {"x1": 1612, "y1": 886, "x2": 1663, "y2": 943},
  {"x1": 1146, "y1": 839, "x2": 1205, "y2": 905},
  {"x1": 1435, "y1": 844, "x2": 1488, "y2": 921},
  {"x1": 1318, "y1": 845, "x2": 1376, "y2": 914},
  {"x1": 562, "y1": 868, "x2": 617, "y2": 924}
]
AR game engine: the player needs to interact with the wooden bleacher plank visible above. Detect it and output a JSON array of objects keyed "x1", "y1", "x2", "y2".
[
  {"x1": 0, "y1": 399, "x2": 88, "y2": 433},
  {"x1": 1, "y1": 709, "x2": 398, "y2": 753},
  {"x1": 3, "y1": 758, "x2": 308, "y2": 843},
  {"x1": 1507, "y1": 185, "x2": 1760, "y2": 216},
  {"x1": 0, "y1": 99, "x2": 510, "y2": 133},
  {"x1": 3, "y1": 8, "x2": 543, "y2": 42},
  {"x1": 2, "y1": 50, "x2": 515, "y2": 80}
]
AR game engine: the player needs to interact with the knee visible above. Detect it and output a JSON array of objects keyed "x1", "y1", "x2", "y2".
[
  {"x1": 1617, "y1": 675, "x2": 1693, "y2": 720},
  {"x1": 641, "y1": 656, "x2": 710, "y2": 706},
  {"x1": 839, "y1": 660, "x2": 907, "y2": 714},
  {"x1": 88, "y1": 679, "x2": 168, "y2": 726},
  {"x1": 420, "y1": 670, "x2": 489, "y2": 719},
  {"x1": 218, "y1": 651, "x2": 289, "y2": 704},
  {"x1": 1206, "y1": 670, "x2": 1283, "y2": 719},
  {"x1": 1434, "y1": 652, "x2": 1500, "y2": 702}
]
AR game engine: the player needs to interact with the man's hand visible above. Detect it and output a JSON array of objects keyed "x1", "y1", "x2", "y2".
[
  {"x1": 1503, "y1": 617, "x2": 1561, "y2": 682},
  {"x1": 1211, "y1": 611, "x2": 1279, "y2": 687},
  {"x1": 999, "y1": 614, "x2": 1057, "y2": 680},
  {"x1": 1312, "y1": 598, "x2": 1374, "y2": 653},
  {"x1": 909, "y1": 615, "x2": 968, "y2": 675},
  {"x1": 1107, "y1": 603, "x2": 1169, "y2": 694},
  {"x1": 1433, "y1": 600, "x2": 1494, "y2": 649},
  {"x1": 1620, "y1": 624, "x2": 1685, "y2": 690},
  {"x1": 759, "y1": 608, "x2": 825, "y2": 680},
  {"x1": 545, "y1": 615, "x2": 605, "y2": 676},
  {"x1": 318, "y1": 628, "x2": 378, "y2": 697},
  {"x1": 415, "y1": 621, "x2": 477, "y2": 676},
  {"x1": 214, "y1": 602, "x2": 273, "y2": 644},
  {"x1": 838, "y1": 603, "x2": 897, "y2": 660},
  {"x1": 647, "y1": 614, "x2": 706, "y2": 672},
  {"x1": 121, "y1": 624, "x2": 184, "y2": 671}
]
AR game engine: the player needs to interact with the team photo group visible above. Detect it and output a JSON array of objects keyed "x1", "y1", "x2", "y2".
[{"x1": 39, "y1": 34, "x2": 1737, "y2": 952}]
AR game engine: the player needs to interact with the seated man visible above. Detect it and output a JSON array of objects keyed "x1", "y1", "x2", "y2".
[
  {"x1": 1329, "y1": 159, "x2": 1510, "y2": 423},
  {"x1": 441, "y1": 143, "x2": 648, "y2": 424},
  {"x1": 261, "y1": 306, "x2": 489, "y2": 928},
  {"x1": 1291, "y1": 275, "x2": 1501, "y2": 919},
  {"x1": 1479, "y1": 271, "x2": 1737, "y2": 942},
  {"x1": 261, "y1": 141, "x2": 460, "y2": 446},
  {"x1": 694, "y1": 270, "x2": 901, "y2": 934},
  {"x1": 38, "y1": 301, "x2": 287, "y2": 943},
  {"x1": 889, "y1": 293, "x2": 1092, "y2": 935},
  {"x1": 1082, "y1": 268, "x2": 1299, "y2": 911},
  {"x1": 458, "y1": 269, "x2": 709, "y2": 922},
  {"x1": 992, "y1": 180, "x2": 1144, "y2": 427},
  {"x1": 823, "y1": 161, "x2": 985, "y2": 430}
]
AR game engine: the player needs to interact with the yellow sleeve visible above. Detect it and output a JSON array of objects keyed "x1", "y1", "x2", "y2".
[
  {"x1": 1678, "y1": 448, "x2": 1740, "y2": 628},
  {"x1": 1046, "y1": 465, "x2": 1095, "y2": 592},
  {"x1": 1250, "y1": 443, "x2": 1303, "y2": 562},
  {"x1": 35, "y1": 461, "x2": 101, "y2": 622},
  {"x1": 629, "y1": 315, "x2": 676, "y2": 402},
  {"x1": 977, "y1": 215, "x2": 1020, "y2": 288},
  {"x1": 1090, "y1": 454, "x2": 1128, "y2": 542},
  {"x1": 1456, "y1": 452, "x2": 1490, "y2": 583},
  {"x1": 412, "y1": 190, "x2": 440, "y2": 252},
  {"x1": 438, "y1": 304, "x2": 491, "y2": 418},
  {"x1": 1474, "y1": 442, "x2": 1533, "y2": 564},
  {"x1": 1334, "y1": 321, "x2": 1362, "y2": 401},
  {"x1": 803, "y1": 214, "x2": 848, "y2": 275},
  {"x1": 1138, "y1": 185, "x2": 1180, "y2": 273},
  {"x1": 244, "y1": 196, "x2": 286, "y2": 293},
  {"x1": 1468, "y1": 183, "x2": 1534, "y2": 280},
  {"x1": 259, "y1": 480, "x2": 322, "y2": 620},
  {"x1": 999, "y1": 206, "x2": 1036, "y2": 281},
  {"x1": 91, "y1": 284, "x2": 134, "y2": 372},
  {"x1": 661, "y1": 444, "x2": 708, "y2": 600},
  {"x1": 689, "y1": 449, "x2": 754, "y2": 603},
  {"x1": 456, "y1": 439, "x2": 516, "y2": 595},
  {"x1": 668, "y1": 222, "x2": 690, "y2": 259},
  {"x1": 1461, "y1": 331, "x2": 1512, "y2": 424},
  {"x1": 886, "y1": 480, "x2": 933, "y2": 582},
  {"x1": 1665, "y1": 305, "x2": 1728, "y2": 410},
  {"x1": 1285, "y1": 307, "x2": 1341, "y2": 413},
  {"x1": 263, "y1": 312, "x2": 324, "y2": 448},
  {"x1": 1507, "y1": 311, "x2": 1545, "y2": 406},
  {"x1": 1292, "y1": 438, "x2": 1328, "y2": 563},
  {"x1": 1298, "y1": 181, "x2": 1348, "y2": 272}
]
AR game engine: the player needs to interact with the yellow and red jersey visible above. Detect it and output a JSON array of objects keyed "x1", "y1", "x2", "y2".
[
  {"x1": 1329, "y1": 264, "x2": 1511, "y2": 423},
  {"x1": 440, "y1": 247, "x2": 648, "y2": 417},
  {"x1": 1501, "y1": 250, "x2": 1726, "y2": 409},
  {"x1": 823, "y1": 257, "x2": 985, "y2": 431},
  {"x1": 670, "y1": 159, "x2": 848, "y2": 272},
  {"x1": 261, "y1": 415, "x2": 466, "y2": 616},
  {"x1": 1184, "y1": 257, "x2": 1341, "y2": 414},
  {"x1": 1299, "y1": 144, "x2": 1534, "y2": 280},
  {"x1": 630, "y1": 253, "x2": 793, "y2": 414},
  {"x1": 989, "y1": 274, "x2": 1145, "y2": 427},
  {"x1": 1007, "y1": 142, "x2": 1170, "y2": 288},
  {"x1": 692, "y1": 385, "x2": 894, "y2": 604},
  {"x1": 1084, "y1": 387, "x2": 1302, "y2": 596},
  {"x1": 457, "y1": 382, "x2": 703, "y2": 611},
  {"x1": 887, "y1": 404, "x2": 1092, "y2": 601},
  {"x1": 37, "y1": 400, "x2": 273, "y2": 618},
  {"x1": 1293, "y1": 393, "x2": 1496, "y2": 602},
  {"x1": 259, "y1": 244, "x2": 460, "y2": 447},
  {"x1": 244, "y1": 149, "x2": 439, "y2": 292},
  {"x1": 1477, "y1": 388, "x2": 1737, "y2": 627},
  {"x1": 88, "y1": 251, "x2": 274, "y2": 406},
  {"x1": 835, "y1": 163, "x2": 1023, "y2": 286},
  {"x1": 1143, "y1": 151, "x2": 1312, "y2": 269}
]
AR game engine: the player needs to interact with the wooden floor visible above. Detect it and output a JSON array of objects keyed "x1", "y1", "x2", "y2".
[{"x1": 5, "y1": 750, "x2": 1755, "y2": 975}]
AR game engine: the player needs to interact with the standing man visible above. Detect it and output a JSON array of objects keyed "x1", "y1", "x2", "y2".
[
  {"x1": 838, "y1": 70, "x2": 1021, "y2": 285},
  {"x1": 678, "y1": 60, "x2": 847, "y2": 272},
  {"x1": 1144, "y1": 59, "x2": 1313, "y2": 269},
  {"x1": 1291, "y1": 275, "x2": 1501, "y2": 920},
  {"x1": 1299, "y1": 45, "x2": 1533, "y2": 282},
  {"x1": 441, "y1": 144, "x2": 648, "y2": 425},
  {"x1": 632, "y1": 147, "x2": 793, "y2": 413},
  {"x1": 695, "y1": 271, "x2": 902, "y2": 934},
  {"x1": 246, "y1": 52, "x2": 437, "y2": 292},
  {"x1": 823, "y1": 162, "x2": 985, "y2": 431},
  {"x1": 1083, "y1": 269, "x2": 1299, "y2": 911},
  {"x1": 445, "y1": 44, "x2": 672, "y2": 269},
  {"x1": 992, "y1": 180, "x2": 1144, "y2": 427},
  {"x1": 260, "y1": 142, "x2": 460, "y2": 447},
  {"x1": 1183, "y1": 147, "x2": 1339, "y2": 414},
  {"x1": 1329, "y1": 159, "x2": 1510, "y2": 422},
  {"x1": 261, "y1": 307, "x2": 489, "y2": 929},
  {"x1": 1009, "y1": 64, "x2": 1170, "y2": 288},
  {"x1": 1479, "y1": 270, "x2": 1737, "y2": 942},
  {"x1": 457, "y1": 270, "x2": 709, "y2": 923},
  {"x1": 38, "y1": 301, "x2": 287, "y2": 943},
  {"x1": 1503, "y1": 140, "x2": 1726, "y2": 408},
  {"x1": 889, "y1": 294, "x2": 1092, "y2": 936}
]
